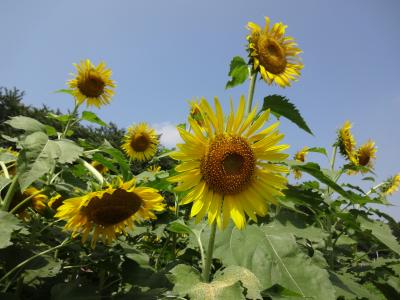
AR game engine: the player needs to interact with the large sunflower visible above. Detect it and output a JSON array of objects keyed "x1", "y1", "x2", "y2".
[
  {"x1": 122, "y1": 123, "x2": 159, "y2": 161},
  {"x1": 337, "y1": 121, "x2": 358, "y2": 164},
  {"x1": 68, "y1": 59, "x2": 115, "y2": 108},
  {"x1": 55, "y1": 179, "x2": 165, "y2": 247},
  {"x1": 169, "y1": 96, "x2": 289, "y2": 229},
  {"x1": 247, "y1": 17, "x2": 303, "y2": 87}
]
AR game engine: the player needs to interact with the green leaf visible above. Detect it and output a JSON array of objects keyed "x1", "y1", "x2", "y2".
[
  {"x1": 329, "y1": 272, "x2": 376, "y2": 300},
  {"x1": 213, "y1": 224, "x2": 336, "y2": 299},
  {"x1": 47, "y1": 113, "x2": 71, "y2": 123},
  {"x1": 81, "y1": 111, "x2": 108, "y2": 127},
  {"x1": 167, "y1": 220, "x2": 194, "y2": 235},
  {"x1": 262, "y1": 95, "x2": 313, "y2": 135},
  {"x1": 23, "y1": 255, "x2": 62, "y2": 286},
  {"x1": 54, "y1": 89, "x2": 74, "y2": 95},
  {"x1": 54, "y1": 139, "x2": 83, "y2": 164},
  {"x1": 92, "y1": 153, "x2": 118, "y2": 173},
  {"x1": 5, "y1": 116, "x2": 46, "y2": 133},
  {"x1": 358, "y1": 216, "x2": 400, "y2": 255},
  {"x1": 307, "y1": 147, "x2": 328, "y2": 157},
  {"x1": 51, "y1": 282, "x2": 100, "y2": 300},
  {"x1": 168, "y1": 264, "x2": 203, "y2": 297},
  {"x1": 225, "y1": 56, "x2": 249, "y2": 89},
  {"x1": 99, "y1": 142, "x2": 131, "y2": 180},
  {"x1": 292, "y1": 162, "x2": 356, "y2": 202},
  {"x1": 44, "y1": 125, "x2": 57, "y2": 136},
  {"x1": 0, "y1": 211, "x2": 23, "y2": 249}
]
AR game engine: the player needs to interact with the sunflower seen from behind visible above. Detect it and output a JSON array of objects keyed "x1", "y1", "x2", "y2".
[
  {"x1": 68, "y1": 59, "x2": 115, "y2": 108},
  {"x1": 337, "y1": 120, "x2": 358, "y2": 165},
  {"x1": 293, "y1": 146, "x2": 309, "y2": 180},
  {"x1": 55, "y1": 178, "x2": 165, "y2": 247},
  {"x1": 169, "y1": 96, "x2": 289, "y2": 230},
  {"x1": 247, "y1": 17, "x2": 303, "y2": 87},
  {"x1": 122, "y1": 123, "x2": 159, "y2": 162}
]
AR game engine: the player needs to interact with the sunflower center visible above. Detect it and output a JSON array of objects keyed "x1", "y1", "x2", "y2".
[
  {"x1": 200, "y1": 135, "x2": 255, "y2": 195},
  {"x1": 130, "y1": 133, "x2": 151, "y2": 152},
  {"x1": 84, "y1": 189, "x2": 143, "y2": 226},
  {"x1": 78, "y1": 73, "x2": 105, "y2": 98},
  {"x1": 257, "y1": 36, "x2": 287, "y2": 75}
]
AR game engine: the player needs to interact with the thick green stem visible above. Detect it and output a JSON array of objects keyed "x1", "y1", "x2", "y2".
[
  {"x1": 2, "y1": 175, "x2": 19, "y2": 211},
  {"x1": 0, "y1": 161, "x2": 10, "y2": 179},
  {"x1": 80, "y1": 158, "x2": 104, "y2": 185},
  {"x1": 246, "y1": 71, "x2": 257, "y2": 113},
  {"x1": 0, "y1": 238, "x2": 70, "y2": 285},
  {"x1": 61, "y1": 101, "x2": 80, "y2": 138},
  {"x1": 330, "y1": 145, "x2": 338, "y2": 171},
  {"x1": 9, "y1": 189, "x2": 45, "y2": 214},
  {"x1": 202, "y1": 221, "x2": 217, "y2": 282}
]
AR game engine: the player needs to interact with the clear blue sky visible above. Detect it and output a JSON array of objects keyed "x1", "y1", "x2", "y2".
[{"x1": 1, "y1": 0, "x2": 399, "y2": 218}]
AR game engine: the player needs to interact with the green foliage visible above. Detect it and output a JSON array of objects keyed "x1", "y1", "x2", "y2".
[
  {"x1": 0, "y1": 211, "x2": 23, "y2": 249},
  {"x1": 262, "y1": 95, "x2": 313, "y2": 135},
  {"x1": 225, "y1": 56, "x2": 249, "y2": 89}
]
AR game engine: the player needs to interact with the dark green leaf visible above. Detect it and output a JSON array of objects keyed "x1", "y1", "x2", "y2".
[
  {"x1": 262, "y1": 95, "x2": 313, "y2": 135},
  {"x1": 307, "y1": 147, "x2": 328, "y2": 157},
  {"x1": 81, "y1": 111, "x2": 108, "y2": 127},
  {"x1": 225, "y1": 56, "x2": 249, "y2": 89},
  {"x1": 0, "y1": 211, "x2": 23, "y2": 249}
]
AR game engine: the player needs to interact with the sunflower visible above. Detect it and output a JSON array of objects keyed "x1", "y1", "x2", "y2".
[
  {"x1": 337, "y1": 121, "x2": 358, "y2": 164},
  {"x1": 355, "y1": 140, "x2": 377, "y2": 172},
  {"x1": 91, "y1": 161, "x2": 109, "y2": 174},
  {"x1": 169, "y1": 96, "x2": 289, "y2": 229},
  {"x1": 55, "y1": 178, "x2": 165, "y2": 247},
  {"x1": 382, "y1": 173, "x2": 400, "y2": 196},
  {"x1": 147, "y1": 165, "x2": 161, "y2": 173},
  {"x1": 247, "y1": 17, "x2": 303, "y2": 87},
  {"x1": 122, "y1": 123, "x2": 159, "y2": 161},
  {"x1": 293, "y1": 146, "x2": 308, "y2": 179},
  {"x1": 10, "y1": 187, "x2": 48, "y2": 215},
  {"x1": 68, "y1": 59, "x2": 115, "y2": 108},
  {"x1": 48, "y1": 193, "x2": 65, "y2": 210},
  {"x1": 189, "y1": 99, "x2": 205, "y2": 127}
]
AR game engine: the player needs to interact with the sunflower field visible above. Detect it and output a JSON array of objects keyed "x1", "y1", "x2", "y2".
[{"x1": 1, "y1": 16, "x2": 400, "y2": 300}]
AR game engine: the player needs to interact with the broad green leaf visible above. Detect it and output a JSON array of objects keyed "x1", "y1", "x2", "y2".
[
  {"x1": 92, "y1": 153, "x2": 118, "y2": 173},
  {"x1": 17, "y1": 132, "x2": 59, "y2": 191},
  {"x1": 5, "y1": 116, "x2": 46, "y2": 133},
  {"x1": 54, "y1": 139, "x2": 83, "y2": 164},
  {"x1": 99, "y1": 143, "x2": 131, "y2": 180},
  {"x1": 44, "y1": 125, "x2": 57, "y2": 136},
  {"x1": 81, "y1": 111, "x2": 108, "y2": 127},
  {"x1": 292, "y1": 162, "x2": 356, "y2": 202},
  {"x1": 168, "y1": 264, "x2": 203, "y2": 297},
  {"x1": 0, "y1": 211, "x2": 23, "y2": 249},
  {"x1": 47, "y1": 112, "x2": 71, "y2": 123},
  {"x1": 167, "y1": 220, "x2": 194, "y2": 235},
  {"x1": 213, "y1": 224, "x2": 336, "y2": 299},
  {"x1": 225, "y1": 56, "x2": 249, "y2": 89},
  {"x1": 307, "y1": 147, "x2": 328, "y2": 157},
  {"x1": 329, "y1": 272, "x2": 376, "y2": 300},
  {"x1": 358, "y1": 216, "x2": 400, "y2": 255},
  {"x1": 23, "y1": 255, "x2": 62, "y2": 286},
  {"x1": 262, "y1": 95, "x2": 313, "y2": 135}
]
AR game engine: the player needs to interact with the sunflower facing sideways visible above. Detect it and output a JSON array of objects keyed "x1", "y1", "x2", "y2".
[
  {"x1": 247, "y1": 17, "x2": 303, "y2": 87},
  {"x1": 68, "y1": 59, "x2": 116, "y2": 108},
  {"x1": 122, "y1": 123, "x2": 159, "y2": 161},
  {"x1": 169, "y1": 96, "x2": 289, "y2": 230},
  {"x1": 337, "y1": 120, "x2": 358, "y2": 165},
  {"x1": 55, "y1": 178, "x2": 165, "y2": 247}
]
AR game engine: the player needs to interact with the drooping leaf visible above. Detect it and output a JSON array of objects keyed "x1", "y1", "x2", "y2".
[
  {"x1": 81, "y1": 111, "x2": 108, "y2": 127},
  {"x1": 54, "y1": 89, "x2": 74, "y2": 95},
  {"x1": 213, "y1": 224, "x2": 336, "y2": 299},
  {"x1": 5, "y1": 116, "x2": 46, "y2": 133},
  {"x1": 0, "y1": 211, "x2": 23, "y2": 249},
  {"x1": 47, "y1": 113, "x2": 71, "y2": 123},
  {"x1": 225, "y1": 56, "x2": 249, "y2": 89},
  {"x1": 262, "y1": 95, "x2": 313, "y2": 135},
  {"x1": 307, "y1": 147, "x2": 328, "y2": 157},
  {"x1": 358, "y1": 216, "x2": 400, "y2": 255}
]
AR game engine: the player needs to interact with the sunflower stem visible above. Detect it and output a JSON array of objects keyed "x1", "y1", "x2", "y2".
[
  {"x1": 61, "y1": 101, "x2": 80, "y2": 139},
  {"x1": 80, "y1": 158, "x2": 104, "y2": 186},
  {"x1": 2, "y1": 175, "x2": 19, "y2": 211},
  {"x1": 246, "y1": 71, "x2": 257, "y2": 113},
  {"x1": 202, "y1": 221, "x2": 217, "y2": 282},
  {"x1": 0, "y1": 161, "x2": 10, "y2": 179},
  {"x1": 9, "y1": 188, "x2": 46, "y2": 214}
]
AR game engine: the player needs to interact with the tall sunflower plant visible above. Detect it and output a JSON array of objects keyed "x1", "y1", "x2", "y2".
[{"x1": 0, "y1": 17, "x2": 399, "y2": 300}]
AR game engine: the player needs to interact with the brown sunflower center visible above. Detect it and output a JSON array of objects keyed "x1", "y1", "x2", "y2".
[
  {"x1": 130, "y1": 133, "x2": 151, "y2": 152},
  {"x1": 358, "y1": 151, "x2": 370, "y2": 166},
  {"x1": 83, "y1": 189, "x2": 143, "y2": 226},
  {"x1": 257, "y1": 35, "x2": 287, "y2": 75},
  {"x1": 78, "y1": 73, "x2": 105, "y2": 98},
  {"x1": 200, "y1": 135, "x2": 256, "y2": 195}
]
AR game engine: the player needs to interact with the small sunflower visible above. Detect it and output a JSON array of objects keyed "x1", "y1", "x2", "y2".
[
  {"x1": 68, "y1": 59, "x2": 115, "y2": 108},
  {"x1": 356, "y1": 140, "x2": 377, "y2": 169},
  {"x1": 91, "y1": 161, "x2": 109, "y2": 174},
  {"x1": 122, "y1": 123, "x2": 159, "y2": 161},
  {"x1": 293, "y1": 146, "x2": 308, "y2": 179},
  {"x1": 48, "y1": 193, "x2": 65, "y2": 210},
  {"x1": 147, "y1": 165, "x2": 161, "y2": 173},
  {"x1": 169, "y1": 96, "x2": 289, "y2": 230},
  {"x1": 10, "y1": 187, "x2": 48, "y2": 215},
  {"x1": 189, "y1": 99, "x2": 205, "y2": 127},
  {"x1": 55, "y1": 178, "x2": 165, "y2": 247},
  {"x1": 337, "y1": 121, "x2": 358, "y2": 164},
  {"x1": 247, "y1": 17, "x2": 303, "y2": 87},
  {"x1": 382, "y1": 173, "x2": 400, "y2": 196}
]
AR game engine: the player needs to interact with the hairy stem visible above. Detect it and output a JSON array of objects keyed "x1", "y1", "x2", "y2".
[
  {"x1": 246, "y1": 71, "x2": 257, "y2": 113},
  {"x1": 202, "y1": 221, "x2": 217, "y2": 282}
]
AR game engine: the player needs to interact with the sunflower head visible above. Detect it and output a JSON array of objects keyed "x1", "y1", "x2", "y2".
[
  {"x1": 189, "y1": 99, "x2": 205, "y2": 127},
  {"x1": 55, "y1": 178, "x2": 165, "y2": 247},
  {"x1": 381, "y1": 173, "x2": 400, "y2": 196},
  {"x1": 68, "y1": 59, "x2": 115, "y2": 108},
  {"x1": 247, "y1": 17, "x2": 303, "y2": 87},
  {"x1": 10, "y1": 187, "x2": 48, "y2": 215},
  {"x1": 91, "y1": 161, "x2": 109, "y2": 174},
  {"x1": 48, "y1": 194, "x2": 65, "y2": 210},
  {"x1": 169, "y1": 96, "x2": 289, "y2": 230},
  {"x1": 147, "y1": 165, "x2": 161, "y2": 173},
  {"x1": 356, "y1": 140, "x2": 377, "y2": 169},
  {"x1": 337, "y1": 121, "x2": 358, "y2": 164},
  {"x1": 293, "y1": 146, "x2": 308, "y2": 179},
  {"x1": 122, "y1": 123, "x2": 159, "y2": 162}
]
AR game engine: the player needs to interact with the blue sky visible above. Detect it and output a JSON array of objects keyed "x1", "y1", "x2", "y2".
[{"x1": 1, "y1": 0, "x2": 399, "y2": 218}]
